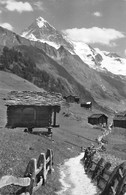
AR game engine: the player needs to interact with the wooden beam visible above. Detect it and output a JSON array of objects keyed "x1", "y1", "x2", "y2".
[
  {"x1": 53, "y1": 110, "x2": 57, "y2": 127},
  {"x1": 37, "y1": 153, "x2": 46, "y2": 184},
  {"x1": 0, "y1": 175, "x2": 30, "y2": 189},
  {"x1": 111, "y1": 186, "x2": 116, "y2": 195},
  {"x1": 33, "y1": 176, "x2": 43, "y2": 193},
  {"x1": 24, "y1": 158, "x2": 36, "y2": 194}
]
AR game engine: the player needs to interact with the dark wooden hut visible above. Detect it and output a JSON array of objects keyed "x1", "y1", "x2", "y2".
[
  {"x1": 81, "y1": 101, "x2": 92, "y2": 109},
  {"x1": 63, "y1": 95, "x2": 79, "y2": 103},
  {"x1": 74, "y1": 96, "x2": 80, "y2": 104},
  {"x1": 88, "y1": 114, "x2": 108, "y2": 126},
  {"x1": 5, "y1": 91, "x2": 63, "y2": 132},
  {"x1": 113, "y1": 115, "x2": 126, "y2": 128}
]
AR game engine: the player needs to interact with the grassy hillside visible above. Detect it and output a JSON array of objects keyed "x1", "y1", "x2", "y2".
[
  {"x1": 0, "y1": 71, "x2": 97, "y2": 194},
  {"x1": 0, "y1": 71, "x2": 45, "y2": 127},
  {"x1": 0, "y1": 101, "x2": 125, "y2": 194},
  {"x1": 0, "y1": 74, "x2": 125, "y2": 194}
]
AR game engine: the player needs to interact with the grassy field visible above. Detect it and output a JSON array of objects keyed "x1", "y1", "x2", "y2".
[{"x1": 0, "y1": 71, "x2": 125, "y2": 194}]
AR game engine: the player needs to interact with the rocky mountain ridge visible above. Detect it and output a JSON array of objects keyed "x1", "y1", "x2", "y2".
[
  {"x1": 21, "y1": 16, "x2": 126, "y2": 76},
  {"x1": 0, "y1": 21, "x2": 126, "y2": 112}
]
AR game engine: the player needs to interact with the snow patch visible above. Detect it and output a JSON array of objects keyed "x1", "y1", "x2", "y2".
[
  {"x1": 73, "y1": 42, "x2": 95, "y2": 66},
  {"x1": 73, "y1": 41, "x2": 126, "y2": 76},
  {"x1": 22, "y1": 32, "x2": 60, "y2": 49},
  {"x1": 36, "y1": 17, "x2": 47, "y2": 28},
  {"x1": 42, "y1": 40, "x2": 60, "y2": 49},
  {"x1": 21, "y1": 29, "x2": 32, "y2": 38},
  {"x1": 56, "y1": 153, "x2": 97, "y2": 195},
  {"x1": 27, "y1": 33, "x2": 38, "y2": 41}
]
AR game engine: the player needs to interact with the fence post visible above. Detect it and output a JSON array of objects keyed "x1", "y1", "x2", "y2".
[
  {"x1": 115, "y1": 172, "x2": 126, "y2": 195},
  {"x1": 23, "y1": 158, "x2": 36, "y2": 195},
  {"x1": 37, "y1": 153, "x2": 46, "y2": 185},
  {"x1": 97, "y1": 162, "x2": 111, "y2": 185},
  {"x1": 46, "y1": 149, "x2": 53, "y2": 174},
  {"x1": 91, "y1": 158, "x2": 104, "y2": 180},
  {"x1": 0, "y1": 149, "x2": 54, "y2": 195}
]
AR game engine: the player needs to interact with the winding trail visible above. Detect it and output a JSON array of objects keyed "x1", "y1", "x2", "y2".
[{"x1": 56, "y1": 153, "x2": 97, "y2": 195}]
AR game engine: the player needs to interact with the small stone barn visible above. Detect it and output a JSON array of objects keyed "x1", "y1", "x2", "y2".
[
  {"x1": 113, "y1": 115, "x2": 126, "y2": 128},
  {"x1": 88, "y1": 114, "x2": 108, "y2": 126},
  {"x1": 5, "y1": 91, "x2": 63, "y2": 131}
]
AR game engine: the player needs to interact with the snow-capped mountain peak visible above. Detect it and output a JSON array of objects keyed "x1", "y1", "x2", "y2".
[
  {"x1": 36, "y1": 16, "x2": 47, "y2": 28},
  {"x1": 21, "y1": 17, "x2": 126, "y2": 76},
  {"x1": 21, "y1": 16, "x2": 74, "y2": 52},
  {"x1": 36, "y1": 16, "x2": 56, "y2": 30}
]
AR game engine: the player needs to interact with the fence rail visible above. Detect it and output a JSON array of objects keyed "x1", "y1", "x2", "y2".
[
  {"x1": 82, "y1": 150, "x2": 126, "y2": 195},
  {"x1": 0, "y1": 149, "x2": 53, "y2": 195}
]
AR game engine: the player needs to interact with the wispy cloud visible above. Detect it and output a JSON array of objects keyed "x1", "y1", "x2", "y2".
[
  {"x1": 0, "y1": 0, "x2": 33, "y2": 13},
  {"x1": 93, "y1": 12, "x2": 102, "y2": 17},
  {"x1": 0, "y1": 22, "x2": 13, "y2": 30},
  {"x1": 63, "y1": 27, "x2": 125, "y2": 46},
  {"x1": 33, "y1": 1, "x2": 44, "y2": 11}
]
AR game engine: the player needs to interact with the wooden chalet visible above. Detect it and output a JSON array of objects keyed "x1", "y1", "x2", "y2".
[
  {"x1": 88, "y1": 114, "x2": 108, "y2": 126},
  {"x1": 5, "y1": 91, "x2": 64, "y2": 132},
  {"x1": 74, "y1": 96, "x2": 80, "y2": 103},
  {"x1": 113, "y1": 113, "x2": 126, "y2": 128},
  {"x1": 63, "y1": 95, "x2": 80, "y2": 103}
]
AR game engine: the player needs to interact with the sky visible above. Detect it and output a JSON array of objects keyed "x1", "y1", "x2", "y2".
[{"x1": 0, "y1": 0, "x2": 126, "y2": 57}]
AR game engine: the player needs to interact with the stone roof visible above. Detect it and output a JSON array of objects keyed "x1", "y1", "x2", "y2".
[
  {"x1": 113, "y1": 115, "x2": 126, "y2": 121},
  {"x1": 115, "y1": 111, "x2": 126, "y2": 117},
  {"x1": 5, "y1": 91, "x2": 64, "y2": 106},
  {"x1": 88, "y1": 114, "x2": 108, "y2": 119}
]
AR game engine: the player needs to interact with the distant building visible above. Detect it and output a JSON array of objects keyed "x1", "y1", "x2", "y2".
[
  {"x1": 74, "y1": 96, "x2": 80, "y2": 104},
  {"x1": 88, "y1": 114, "x2": 108, "y2": 126},
  {"x1": 5, "y1": 91, "x2": 63, "y2": 132},
  {"x1": 80, "y1": 101, "x2": 92, "y2": 109},
  {"x1": 113, "y1": 114, "x2": 126, "y2": 128},
  {"x1": 63, "y1": 95, "x2": 80, "y2": 103}
]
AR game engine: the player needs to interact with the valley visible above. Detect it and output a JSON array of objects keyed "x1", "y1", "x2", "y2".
[{"x1": 0, "y1": 16, "x2": 126, "y2": 194}]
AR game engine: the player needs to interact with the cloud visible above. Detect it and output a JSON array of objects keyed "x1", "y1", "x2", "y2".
[
  {"x1": 33, "y1": 1, "x2": 44, "y2": 11},
  {"x1": 93, "y1": 12, "x2": 102, "y2": 17},
  {"x1": 0, "y1": 22, "x2": 13, "y2": 30},
  {"x1": 124, "y1": 49, "x2": 126, "y2": 56},
  {"x1": 63, "y1": 27, "x2": 125, "y2": 46},
  {"x1": 0, "y1": 0, "x2": 33, "y2": 13}
]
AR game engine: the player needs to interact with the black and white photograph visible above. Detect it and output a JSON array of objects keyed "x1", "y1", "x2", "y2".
[{"x1": 0, "y1": 0, "x2": 126, "y2": 194}]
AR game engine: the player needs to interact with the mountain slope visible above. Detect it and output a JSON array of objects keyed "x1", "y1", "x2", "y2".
[
  {"x1": 21, "y1": 17, "x2": 74, "y2": 52},
  {"x1": 0, "y1": 43, "x2": 98, "y2": 105},
  {"x1": 0, "y1": 25, "x2": 126, "y2": 112},
  {"x1": 21, "y1": 16, "x2": 126, "y2": 76}
]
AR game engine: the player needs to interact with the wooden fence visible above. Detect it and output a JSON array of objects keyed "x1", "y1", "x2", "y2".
[
  {"x1": 82, "y1": 152, "x2": 126, "y2": 195},
  {"x1": 0, "y1": 149, "x2": 53, "y2": 195}
]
